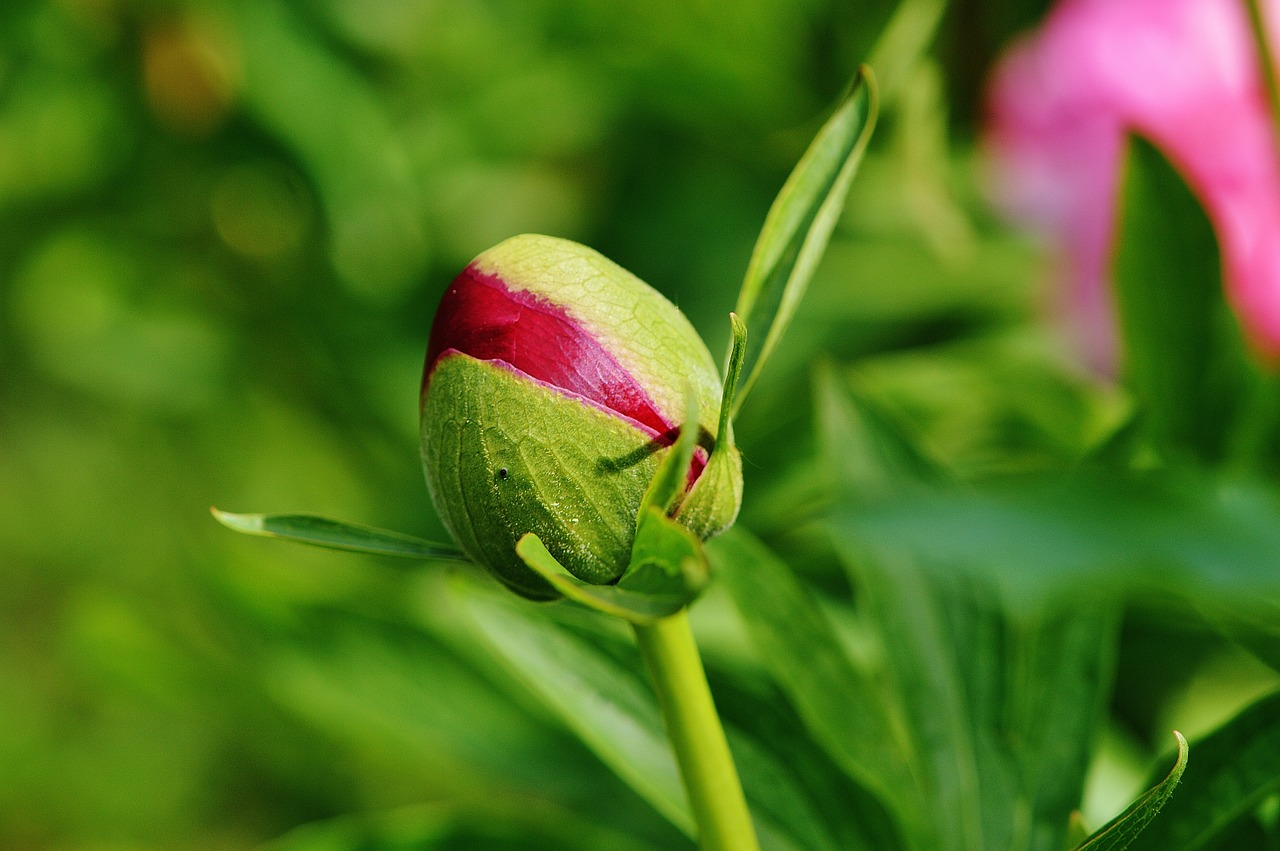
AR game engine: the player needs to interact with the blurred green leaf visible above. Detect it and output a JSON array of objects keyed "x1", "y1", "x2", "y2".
[
  {"x1": 832, "y1": 469, "x2": 1280, "y2": 602},
  {"x1": 1127, "y1": 691, "x2": 1280, "y2": 851},
  {"x1": 711, "y1": 529, "x2": 918, "y2": 826},
  {"x1": 453, "y1": 581, "x2": 694, "y2": 836},
  {"x1": 817, "y1": 371, "x2": 1118, "y2": 850},
  {"x1": 733, "y1": 67, "x2": 879, "y2": 414},
  {"x1": 1113, "y1": 135, "x2": 1264, "y2": 464},
  {"x1": 264, "y1": 801, "x2": 662, "y2": 851},
  {"x1": 1073, "y1": 733, "x2": 1188, "y2": 851},
  {"x1": 211, "y1": 509, "x2": 464, "y2": 560},
  {"x1": 452, "y1": 579, "x2": 854, "y2": 850}
]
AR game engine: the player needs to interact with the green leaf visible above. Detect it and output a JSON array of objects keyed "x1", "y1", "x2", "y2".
[
  {"x1": 1127, "y1": 691, "x2": 1280, "y2": 851},
  {"x1": 710, "y1": 529, "x2": 918, "y2": 823},
  {"x1": 451, "y1": 580, "x2": 849, "y2": 849},
  {"x1": 1074, "y1": 732, "x2": 1188, "y2": 851},
  {"x1": 815, "y1": 373, "x2": 1119, "y2": 851},
  {"x1": 1113, "y1": 135, "x2": 1263, "y2": 464},
  {"x1": 453, "y1": 581, "x2": 694, "y2": 836},
  {"x1": 1008, "y1": 606, "x2": 1120, "y2": 851},
  {"x1": 211, "y1": 508, "x2": 465, "y2": 560},
  {"x1": 831, "y1": 468, "x2": 1280, "y2": 602},
  {"x1": 732, "y1": 67, "x2": 879, "y2": 415}
]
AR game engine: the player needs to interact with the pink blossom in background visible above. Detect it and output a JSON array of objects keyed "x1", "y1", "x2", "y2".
[{"x1": 984, "y1": 0, "x2": 1280, "y2": 370}]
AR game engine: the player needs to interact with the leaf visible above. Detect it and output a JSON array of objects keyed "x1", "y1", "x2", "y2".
[
  {"x1": 732, "y1": 66, "x2": 879, "y2": 415},
  {"x1": 211, "y1": 508, "x2": 465, "y2": 560},
  {"x1": 1112, "y1": 135, "x2": 1264, "y2": 464},
  {"x1": 1126, "y1": 691, "x2": 1280, "y2": 851},
  {"x1": 710, "y1": 529, "x2": 919, "y2": 822},
  {"x1": 450, "y1": 579, "x2": 849, "y2": 850},
  {"x1": 1008, "y1": 606, "x2": 1120, "y2": 851},
  {"x1": 1073, "y1": 732, "x2": 1188, "y2": 851},
  {"x1": 814, "y1": 373, "x2": 1119, "y2": 851},
  {"x1": 831, "y1": 468, "x2": 1280, "y2": 603},
  {"x1": 453, "y1": 580, "x2": 694, "y2": 836}
]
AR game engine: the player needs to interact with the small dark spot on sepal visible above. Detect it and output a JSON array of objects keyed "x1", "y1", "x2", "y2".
[{"x1": 498, "y1": 467, "x2": 509, "y2": 480}]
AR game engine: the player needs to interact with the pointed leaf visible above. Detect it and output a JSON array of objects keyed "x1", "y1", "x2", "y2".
[
  {"x1": 1127, "y1": 691, "x2": 1280, "y2": 851},
  {"x1": 732, "y1": 67, "x2": 879, "y2": 414},
  {"x1": 211, "y1": 508, "x2": 465, "y2": 560},
  {"x1": 1113, "y1": 135, "x2": 1264, "y2": 463},
  {"x1": 1074, "y1": 733, "x2": 1188, "y2": 851}
]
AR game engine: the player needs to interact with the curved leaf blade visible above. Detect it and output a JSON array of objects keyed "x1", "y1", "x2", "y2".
[
  {"x1": 1074, "y1": 732, "x2": 1188, "y2": 851},
  {"x1": 732, "y1": 66, "x2": 880, "y2": 415},
  {"x1": 1127, "y1": 691, "x2": 1280, "y2": 851},
  {"x1": 211, "y1": 508, "x2": 465, "y2": 560}
]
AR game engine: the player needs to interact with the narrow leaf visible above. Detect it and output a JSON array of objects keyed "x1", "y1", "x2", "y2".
[
  {"x1": 732, "y1": 67, "x2": 879, "y2": 414},
  {"x1": 211, "y1": 508, "x2": 465, "y2": 560},
  {"x1": 831, "y1": 468, "x2": 1280, "y2": 602},
  {"x1": 1074, "y1": 732, "x2": 1189, "y2": 851},
  {"x1": 1127, "y1": 691, "x2": 1280, "y2": 851}
]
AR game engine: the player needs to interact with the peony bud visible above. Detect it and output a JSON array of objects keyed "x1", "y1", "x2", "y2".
[
  {"x1": 984, "y1": 0, "x2": 1280, "y2": 369},
  {"x1": 420, "y1": 234, "x2": 742, "y2": 599}
]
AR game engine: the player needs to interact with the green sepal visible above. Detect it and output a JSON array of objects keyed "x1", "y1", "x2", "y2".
[
  {"x1": 515, "y1": 519, "x2": 706, "y2": 625},
  {"x1": 619, "y1": 505, "x2": 709, "y2": 599},
  {"x1": 674, "y1": 314, "x2": 748, "y2": 539},
  {"x1": 674, "y1": 442, "x2": 743, "y2": 541},
  {"x1": 211, "y1": 508, "x2": 465, "y2": 561},
  {"x1": 638, "y1": 386, "x2": 701, "y2": 521},
  {"x1": 716, "y1": 313, "x2": 748, "y2": 446}
]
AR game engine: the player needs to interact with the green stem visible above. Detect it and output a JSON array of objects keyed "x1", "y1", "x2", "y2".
[
  {"x1": 1245, "y1": 0, "x2": 1280, "y2": 160},
  {"x1": 633, "y1": 611, "x2": 760, "y2": 851}
]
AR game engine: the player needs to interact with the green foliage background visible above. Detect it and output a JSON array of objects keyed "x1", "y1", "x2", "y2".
[{"x1": 3, "y1": 1, "x2": 1276, "y2": 849}]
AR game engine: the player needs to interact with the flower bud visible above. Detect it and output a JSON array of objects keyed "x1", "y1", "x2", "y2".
[{"x1": 420, "y1": 234, "x2": 742, "y2": 599}]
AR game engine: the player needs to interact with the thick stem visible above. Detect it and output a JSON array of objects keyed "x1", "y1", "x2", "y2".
[{"x1": 633, "y1": 611, "x2": 760, "y2": 851}]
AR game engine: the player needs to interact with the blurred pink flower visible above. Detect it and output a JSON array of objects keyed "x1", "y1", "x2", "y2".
[{"x1": 984, "y1": 0, "x2": 1280, "y2": 369}]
